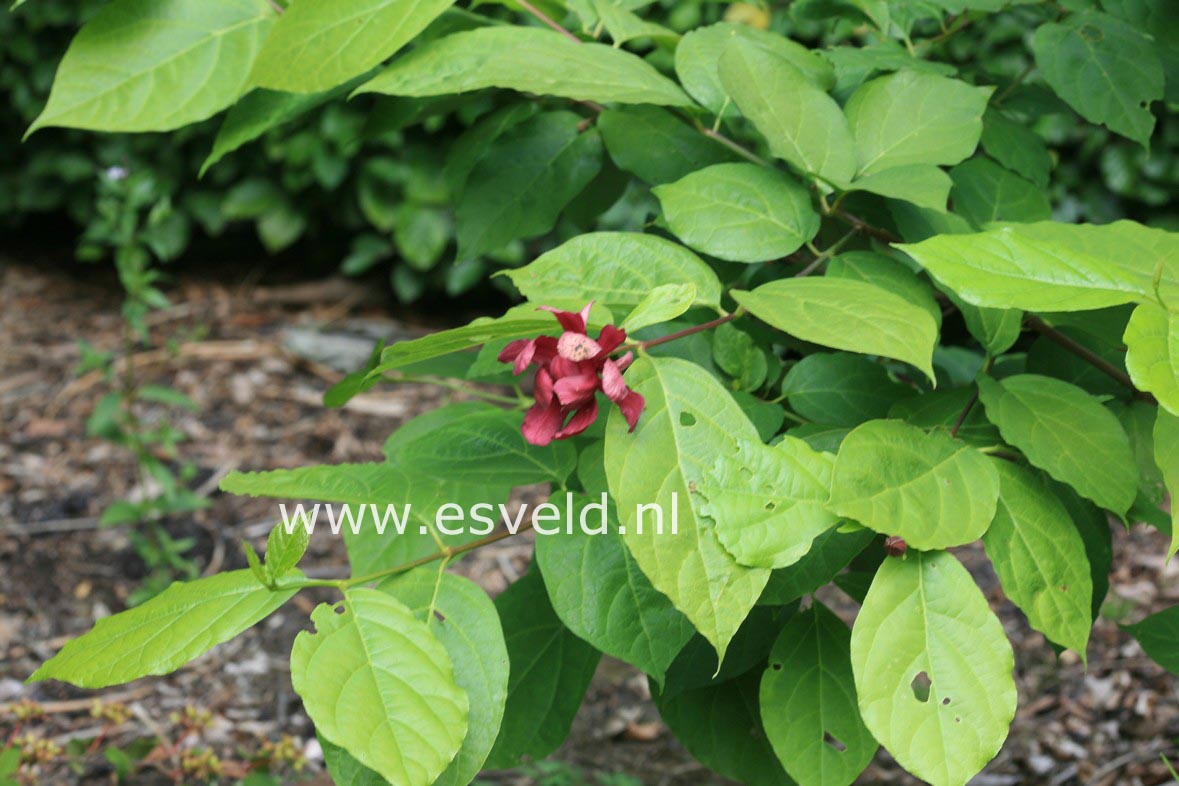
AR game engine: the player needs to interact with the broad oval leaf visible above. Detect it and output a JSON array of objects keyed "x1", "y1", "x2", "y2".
[
  {"x1": 760, "y1": 603, "x2": 876, "y2": 786},
  {"x1": 718, "y1": 38, "x2": 856, "y2": 184},
  {"x1": 382, "y1": 401, "x2": 577, "y2": 486},
  {"x1": 534, "y1": 495, "x2": 695, "y2": 687},
  {"x1": 976, "y1": 374, "x2": 1137, "y2": 515},
  {"x1": 249, "y1": 0, "x2": 453, "y2": 93},
  {"x1": 621, "y1": 284, "x2": 698, "y2": 332},
  {"x1": 676, "y1": 22, "x2": 834, "y2": 117},
  {"x1": 484, "y1": 568, "x2": 601, "y2": 768},
  {"x1": 899, "y1": 220, "x2": 1179, "y2": 312},
  {"x1": 653, "y1": 163, "x2": 819, "y2": 263},
  {"x1": 1154, "y1": 410, "x2": 1179, "y2": 559},
  {"x1": 605, "y1": 357, "x2": 770, "y2": 661},
  {"x1": 378, "y1": 571, "x2": 508, "y2": 786},
  {"x1": 291, "y1": 589, "x2": 468, "y2": 786},
  {"x1": 355, "y1": 26, "x2": 692, "y2": 106},
  {"x1": 828, "y1": 419, "x2": 1000, "y2": 550},
  {"x1": 502, "y1": 231, "x2": 722, "y2": 311},
  {"x1": 781, "y1": 352, "x2": 914, "y2": 427},
  {"x1": 983, "y1": 461, "x2": 1093, "y2": 655},
  {"x1": 700, "y1": 437, "x2": 840, "y2": 569},
  {"x1": 655, "y1": 671, "x2": 791, "y2": 786},
  {"x1": 598, "y1": 106, "x2": 737, "y2": 185},
  {"x1": 30, "y1": 0, "x2": 274, "y2": 134},
  {"x1": 844, "y1": 164, "x2": 952, "y2": 212},
  {"x1": 843, "y1": 71, "x2": 992, "y2": 176},
  {"x1": 1032, "y1": 11, "x2": 1163, "y2": 148},
  {"x1": 30, "y1": 570, "x2": 296, "y2": 688},
  {"x1": 456, "y1": 111, "x2": 602, "y2": 260},
  {"x1": 732, "y1": 277, "x2": 939, "y2": 382},
  {"x1": 980, "y1": 110, "x2": 1052, "y2": 188},
  {"x1": 265, "y1": 521, "x2": 309, "y2": 579},
  {"x1": 851, "y1": 551, "x2": 1017, "y2": 786},
  {"x1": 1124, "y1": 302, "x2": 1179, "y2": 416},
  {"x1": 1124, "y1": 605, "x2": 1179, "y2": 675},
  {"x1": 949, "y1": 158, "x2": 1051, "y2": 226}
]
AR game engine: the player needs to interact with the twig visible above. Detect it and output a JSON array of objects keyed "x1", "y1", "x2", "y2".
[
  {"x1": 832, "y1": 208, "x2": 903, "y2": 244},
  {"x1": 517, "y1": 0, "x2": 581, "y2": 42},
  {"x1": 950, "y1": 389, "x2": 978, "y2": 438},
  {"x1": 638, "y1": 311, "x2": 742, "y2": 350}
]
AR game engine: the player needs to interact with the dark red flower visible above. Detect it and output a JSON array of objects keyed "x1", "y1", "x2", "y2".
[{"x1": 499, "y1": 303, "x2": 645, "y2": 446}]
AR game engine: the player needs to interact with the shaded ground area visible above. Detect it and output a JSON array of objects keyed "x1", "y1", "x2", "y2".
[{"x1": 1, "y1": 259, "x2": 1177, "y2": 785}]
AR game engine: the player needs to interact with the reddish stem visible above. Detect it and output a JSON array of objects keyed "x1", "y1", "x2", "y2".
[
  {"x1": 638, "y1": 312, "x2": 740, "y2": 350},
  {"x1": 517, "y1": 0, "x2": 582, "y2": 43}
]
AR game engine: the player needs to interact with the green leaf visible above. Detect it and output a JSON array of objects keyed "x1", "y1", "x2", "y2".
[
  {"x1": 456, "y1": 111, "x2": 602, "y2": 259},
  {"x1": 782, "y1": 352, "x2": 913, "y2": 426},
  {"x1": 202, "y1": 83, "x2": 358, "y2": 175},
  {"x1": 676, "y1": 22, "x2": 835, "y2": 117},
  {"x1": 851, "y1": 551, "x2": 1017, "y2": 786},
  {"x1": 949, "y1": 158, "x2": 1052, "y2": 226},
  {"x1": 598, "y1": 106, "x2": 737, "y2": 185},
  {"x1": 700, "y1": 437, "x2": 840, "y2": 569},
  {"x1": 1032, "y1": 11, "x2": 1164, "y2": 147},
  {"x1": 589, "y1": 0, "x2": 678, "y2": 45},
  {"x1": 1123, "y1": 605, "x2": 1179, "y2": 675},
  {"x1": 31, "y1": 570, "x2": 296, "y2": 688},
  {"x1": 655, "y1": 671, "x2": 792, "y2": 786},
  {"x1": 382, "y1": 402, "x2": 577, "y2": 486},
  {"x1": 889, "y1": 387, "x2": 1001, "y2": 447},
  {"x1": 761, "y1": 603, "x2": 876, "y2": 786},
  {"x1": 291, "y1": 589, "x2": 468, "y2": 786},
  {"x1": 976, "y1": 374, "x2": 1137, "y2": 514},
  {"x1": 1124, "y1": 302, "x2": 1179, "y2": 415},
  {"x1": 980, "y1": 111, "x2": 1051, "y2": 188},
  {"x1": 948, "y1": 292, "x2": 1023, "y2": 356},
  {"x1": 265, "y1": 521, "x2": 309, "y2": 579},
  {"x1": 29, "y1": 0, "x2": 275, "y2": 134},
  {"x1": 828, "y1": 419, "x2": 1000, "y2": 550},
  {"x1": 712, "y1": 323, "x2": 768, "y2": 391},
  {"x1": 732, "y1": 278, "x2": 939, "y2": 382},
  {"x1": 983, "y1": 462, "x2": 1093, "y2": 655},
  {"x1": 249, "y1": 0, "x2": 453, "y2": 93},
  {"x1": 604, "y1": 357, "x2": 770, "y2": 661},
  {"x1": 366, "y1": 313, "x2": 562, "y2": 378},
  {"x1": 822, "y1": 39, "x2": 956, "y2": 95},
  {"x1": 1154, "y1": 409, "x2": 1179, "y2": 559},
  {"x1": 843, "y1": 164, "x2": 952, "y2": 212},
  {"x1": 355, "y1": 26, "x2": 692, "y2": 106},
  {"x1": 653, "y1": 163, "x2": 819, "y2": 263},
  {"x1": 321, "y1": 738, "x2": 388, "y2": 786},
  {"x1": 825, "y1": 251, "x2": 942, "y2": 328},
  {"x1": 621, "y1": 284, "x2": 698, "y2": 332},
  {"x1": 843, "y1": 71, "x2": 992, "y2": 176},
  {"x1": 718, "y1": 39, "x2": 856, "y2": 184},
  {"x1": 485, "y1": 568, "x2": 601, "y2": 768},
  {"x1": 758, "y1": 527, "x2": 875, "y2": 606},
  {"x1": 899, "y1": 220, "x2": 1179, "y2": 312},
  {"x1": 534, "y1": 495, "x2": 695, "y2": 687},
  {"x1": 502, "y1": 231, "x2": 722, "y2": 312},
  {"x1": 378, "y1": 571, "x2": 509, "y2": 786},
  {"x1": 243, "y1": 541, "x2": 267, "y2": 586},
  {"x1": 221, "y1": 462, "x2": 498, "y2": 575}
]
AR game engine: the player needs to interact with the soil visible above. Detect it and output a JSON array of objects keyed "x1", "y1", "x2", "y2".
[{"x1": 2, "y1": 257, "x2": 1178, "y2": 786}]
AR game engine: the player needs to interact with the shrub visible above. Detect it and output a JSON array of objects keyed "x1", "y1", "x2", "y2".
[{"x1": 19, "y1": 2, "x2": 1179, "y2": 786}]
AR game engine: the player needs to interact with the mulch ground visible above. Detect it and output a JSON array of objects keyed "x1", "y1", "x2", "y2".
[{"x1": 1, "y1": 257, "x2": 1177, "y2": 786}]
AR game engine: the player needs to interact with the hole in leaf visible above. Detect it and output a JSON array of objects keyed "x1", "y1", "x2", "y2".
[
  {"x1": 823, "y1": 731, "x2": 847, "y2": 752},
  {"x1": 771, "y1": 662, "x2": 782, "y2": 671},
  {"x1": 433, "y1": 610, "x2": 447, "y2": 623},
  {"x1": 955, "y1": 716, "x2": 962, "y2": 723},
  {"x1": 1059, "y1": 585, "x2": 1068, "y2": 592},
  {"x1": 333, "y1": 605, "x2": 346, "y2": 615},
  {"x1": 911, "y1": 671, "x2": 932, "y2": 703},
  {"x1": 942, "y1": 697, "x2": 951, "y2": 706},
  {"x1": 764, "y1": 501, "x2": 776, "y2": 511},
  {"x1": 679, "y1": 412, "x2": 697, "y2": 427}
]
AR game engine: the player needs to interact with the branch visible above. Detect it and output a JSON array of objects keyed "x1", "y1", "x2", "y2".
[
  {"x1": 516, "y1": 0, "x2": 581, "y2": 42},
  {"x1": 638, "y1": 310, "x2": 742, "y2": 350}
]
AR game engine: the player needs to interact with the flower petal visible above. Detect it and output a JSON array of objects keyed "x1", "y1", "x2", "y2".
[
  {"x1": 616, "y1": 390, "x2": 646, "y2": 432},
  {"x1": 554, "y1": 373, "x2": 600, "y2": 407},
  {"x1": 534, "y1": 367, "x2": 555, "y2": 405},
  {"x1": 556, "y1": 399, "x2": 599, "y2": 439},
  {"x1": 595, "y1": 324, "x2": 627, "y2": 356},
  {"x1": 601, "y1": 359, "x2": 628, "y2": 402},
  {"x1": 615, "y1": 351, "x2": 635, "y2": 371},
  {"x1": 498, "y1": 338, "x2": 530, "y2": 364},
  {"x1": 540, "y1": 305, "x2": 587, "y2": 334},
  {"x1": 557, "y1": 331, "x2": 604, "y2": 362},
  {"x1": 511, "y1": 339, "x2": 538, "y2": 375},
  {"x1": 521, "y1": 399, "x2": 564, "y2": 446}
]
